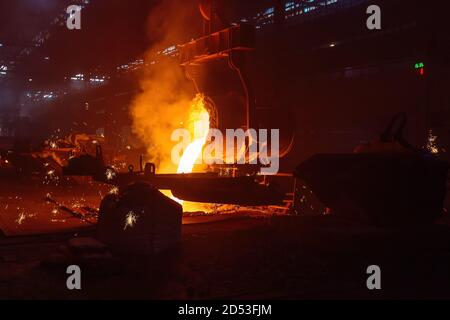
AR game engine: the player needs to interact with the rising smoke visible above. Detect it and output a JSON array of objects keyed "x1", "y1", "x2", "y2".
[{"x1": 130, "y1": 0, "x2": 201, "y2": 173}]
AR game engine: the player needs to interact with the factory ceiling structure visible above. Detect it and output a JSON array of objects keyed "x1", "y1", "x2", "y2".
[
  {"x1": 0, "y1": 0, "x2": 154, "y2": 84},
  {"x1": 0, "y1": 0, "x2": 448, "y2": 302}
]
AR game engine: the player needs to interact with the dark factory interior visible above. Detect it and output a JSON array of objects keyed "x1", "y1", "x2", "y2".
[{"x1": 0, "y1": 0, "x2": 449, "y2": 301}]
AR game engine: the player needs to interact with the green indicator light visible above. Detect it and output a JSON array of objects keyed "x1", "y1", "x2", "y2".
[{"x1": 415, "y1": 62, "x2": 425, "y2": 69}]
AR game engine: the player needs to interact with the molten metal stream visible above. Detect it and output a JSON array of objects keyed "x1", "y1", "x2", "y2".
[
  {"x1": 177, "y1": 96, "x2": 210, "y2": 173},
  {"x1": 168, "y1": 95, "x2": 210, "y2": 210}
]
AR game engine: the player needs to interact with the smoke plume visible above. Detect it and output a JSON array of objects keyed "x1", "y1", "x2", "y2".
[{"x1": 130, "y1": 0, "x2": 201, "y2": 173}]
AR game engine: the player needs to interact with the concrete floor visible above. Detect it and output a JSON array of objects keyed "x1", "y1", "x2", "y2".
[
  {"x1": 0, "y1": 181, "x2": 107, "y2": 236},
  {"x1": 1, "y1": 180, "x2": 450, "y2": 300}
]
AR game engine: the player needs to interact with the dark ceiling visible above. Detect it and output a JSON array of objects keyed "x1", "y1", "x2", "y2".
[
  {"x1": 0, "y1": 0, "x2": 157, "y2": 85},
  {"x1": 0, "y1": 0, "x2": 272, "y2": 85},
  {"x1": 0, "y1": 0, "x2": 65, "y2": 47}
]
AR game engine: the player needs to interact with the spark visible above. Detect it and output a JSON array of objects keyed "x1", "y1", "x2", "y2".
[
  {"x1": 44, "y1": 170, "x2": 60, "y2": 186},
  {"x1": 124, "y1": 211, "x2": 138, "y2": 230},
  {"x1": 426, "y1": 130, "x2": 440, "y2": 155},
  {"x1": 16, "y1": 212, "x2": 27, "y2": 225},
  {"x1": 105, "y1": 168, "x2": 117, "y2": 181},
  {"x1": 109, "y1": 187, "x2": 119, "y2": 195}
]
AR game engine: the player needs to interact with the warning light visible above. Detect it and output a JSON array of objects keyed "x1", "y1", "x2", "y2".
[{"x1": 414, "y1": 62, "x2": 425, "y2": 76}]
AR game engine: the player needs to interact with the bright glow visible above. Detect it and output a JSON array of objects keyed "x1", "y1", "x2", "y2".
[
  {"x1": 161, "y1": 45, "x2": 177, "y2": 56},
  {"x1": 71, "y1": 74, "x2": 85, "y2": 81},
  {"x1": 415, "y1": 62, "x2": 425, "y2": 69},
  {"x1": 165, "y1": 95, "x2": 210, "y2": 209},
  {"x1": 177, "y1": 95, "x2": 210, "y2": 174},
  {"x1": 89, "y1": 76, "x2": 106, "y2": 83}
]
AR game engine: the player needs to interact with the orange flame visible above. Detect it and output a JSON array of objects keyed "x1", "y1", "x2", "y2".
[
  {"x1": 164, "y1": 95, "x2": 210, "y2": 211},
  {"x1": 177, "y1": 95, "x2": 210, "y2": 174}
]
